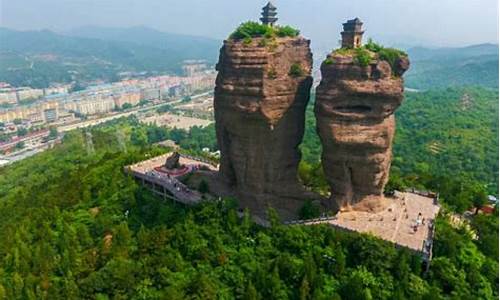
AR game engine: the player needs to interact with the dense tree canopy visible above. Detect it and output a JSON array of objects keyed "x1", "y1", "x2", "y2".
[{"x1": 0, "y1": 114, "x2": 497, "y2": 299}]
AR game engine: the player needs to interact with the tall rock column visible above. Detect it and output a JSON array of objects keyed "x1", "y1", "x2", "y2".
[
  {"x1": 214, "y1": 36, "x2": 313, "y2": 216},
  {"x1": 315, "y1": 50, "x2": 409, "y2": 212}
]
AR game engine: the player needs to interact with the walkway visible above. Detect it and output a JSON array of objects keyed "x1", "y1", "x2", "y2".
[{"x1": 125, "y1": 152, "x2": 218, "y2": 205}]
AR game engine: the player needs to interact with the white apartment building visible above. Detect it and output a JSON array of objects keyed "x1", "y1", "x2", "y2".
[
  {"x1": 72, "y1": 96, "x2": 116, "y2": 115},
  {"x1": 0, "y1": 92, "x2": 17, "y2": 105}
]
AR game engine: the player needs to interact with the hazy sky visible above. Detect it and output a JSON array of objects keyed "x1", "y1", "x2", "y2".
[{"x1": 1, "y1": 0, "x2": 498, "y2": 50}]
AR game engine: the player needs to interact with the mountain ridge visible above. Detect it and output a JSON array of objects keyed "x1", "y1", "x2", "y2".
[
  {"x1": 404, "y1": 43, "x2": 498, "y2": 89},
  {"x1": 0, "y1": 26, "x2": 220, "y2": 87}
]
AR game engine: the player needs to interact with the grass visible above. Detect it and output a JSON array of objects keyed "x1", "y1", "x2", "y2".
[
  {"x1": 365, "y1": 39, "x2": 407, "y2": 71},
  {"x1": 328, "y1": 39, "x2": 407, "y2": 75},
  {"x1": 230, "y1": 21, "x2": 300, "y2": 40},
  {"x1": 353, "y1": 47, "x2": 372, "y2": 67}
]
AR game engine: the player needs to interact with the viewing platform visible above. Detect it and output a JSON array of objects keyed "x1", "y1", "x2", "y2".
[
  {"x1": 124, "y1": 152, "x2": 218, "y2": 205},
  {"x1": 289, "y1": 191, "x2": 440, "y2": 262}
]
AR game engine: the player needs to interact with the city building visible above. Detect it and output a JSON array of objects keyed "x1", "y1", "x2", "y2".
[
  {"x1": 44, "y1": 85, "x2": 70, "y2": 96},
  {"x1": 168, "y1": 84, "x2": 185, "y2": 98},
  {"x1": 142, "y1": 88, "x2": 161, "y2": 101},
  {"x1": 113, "y1": 90, "x2": 141, "y2": 108},
  {"x1": 72, "y1": 97, "x2": 116, "y2": 115},
  {"x1": 182, "y1": 60, "x2": 209, "y2": 77},
  {"x1": 16, "y1": 87, "x2": 44, "y2": 102},
  {"x1": 0, "y1": 90, "x2": 17, "y2": 105},
  {"x1": 0, "y1": 71, "x2": 216, "y2": 122},
  {"x1": 0, "y1": 101, "x2": 59, "y2": 123},
  {"x1": 43, "y1": 108, "x2": 58, "y2": 123}
]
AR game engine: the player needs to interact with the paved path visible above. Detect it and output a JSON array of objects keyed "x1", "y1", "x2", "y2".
[
  {"x1": 301, "y1": 192, "x2": 440, "y2": 254},
  {"x1": 391, "y1": 197, "x2": 406, "y2": 243},
  {"x1": 145, "y1": 170, "x2": 202, "y2": 204}
]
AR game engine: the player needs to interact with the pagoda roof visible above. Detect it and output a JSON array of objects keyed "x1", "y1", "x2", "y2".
[
  {"x1": 261, "y1": 1, "x2": 278, "y2": 25},
  {"x1": 344, "y1": 17, "x2": 363, "y2": 25},
  {"x1": 263, "y1": 1, "x2": 276, "y2": 10}
]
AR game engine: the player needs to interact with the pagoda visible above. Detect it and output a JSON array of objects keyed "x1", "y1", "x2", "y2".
[
  {"x1": 260, "y1": 2, "x2": 278, "y2": 26},
  {"x1": 341, "y1": 18, "x2": 365, "y2": 48}
]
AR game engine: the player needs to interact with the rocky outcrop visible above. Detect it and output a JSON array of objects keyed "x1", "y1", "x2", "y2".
[
  {"x1": 214, "y1": 37, "x2": 313, "y2": 217},
  {"x1": 315, "y1": 52, "x2": 409, "y2": 212},
  {"x1": 165, "y1": 152, "x2": 181, "y2": 169}
]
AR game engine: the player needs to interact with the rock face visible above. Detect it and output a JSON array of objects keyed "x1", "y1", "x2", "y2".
[
  {"x1": 165, "y1": 152, "x2": 181, "y2": 169},
  {"x1": 214, "y1": 37, "x2": 313, "y2": 217},
  {"x1": 315, "y1": 53, "x2": 409, "y2": 212}
]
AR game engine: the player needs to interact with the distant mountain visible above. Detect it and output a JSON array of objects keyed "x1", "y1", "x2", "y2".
[
  {"x1": 1, "y1": 27, "x2": 497, "y2": 91},
  {"x1": 405, "y1": 43, "x2": 499, "y2": 90},
  {"x1": 67, "y1": 26, "x2": 219, "y2": 60},
  {"x1": 0, "y1": 27, "x2": 220, "y2": 88},
  {"x1": 407, "y1": 43, "x2": 498, "y2": 60}
]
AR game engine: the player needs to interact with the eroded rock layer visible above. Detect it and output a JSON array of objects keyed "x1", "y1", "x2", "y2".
[
  {"x1": 214, "y1": 37, "x2": 313, "y2": 216},
  {"x1": 315, "y1": 53, "x2": 409, "y2": 212}
]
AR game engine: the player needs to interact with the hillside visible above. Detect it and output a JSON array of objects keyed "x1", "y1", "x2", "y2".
[
  {"x1": 393, "y1": 87, "x2": 499, "y2": 198},
  {"x1": 68, "y1": 26, "x2": 219, "y2": 60},
  {"x1": 405, "y1": 44, "x2": 499, "y2": 89},
  {"x1": 0, "y1": 116, "x2": 497, "y2": 299},
  {"x1": 0, "y1": 27, "x2": 220, "y2": 88}
]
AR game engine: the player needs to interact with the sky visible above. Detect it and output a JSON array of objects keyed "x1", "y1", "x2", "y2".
[{"x1": 1, "y1": 0, "x2": 498, "y2": 51}]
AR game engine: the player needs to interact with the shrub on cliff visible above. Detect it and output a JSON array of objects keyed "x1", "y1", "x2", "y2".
[
  {"x1": 365, "y1": 39, "x2": 407, "y2": 71},
  {"x1": 230, "y1": 21, "x2": 299, "y2": 39},
  {"x1": 288, "y1": 63, "x2": 304, "y2": 77},
  {"x1": 354, "y1": 47, "x2": 372, "y2": 67},
  {"x1": 324, "y1": 57, "x2": 334, "y2": 65},
  {"x1": 275, "y1": 25, "x2": 300, "y2": 37},
  {"x1": 330, "y1": 47, "x2": 373, "y2": 67},
  {"x1": 330, "y1": 40, "x2": 407, "y2": 73}
]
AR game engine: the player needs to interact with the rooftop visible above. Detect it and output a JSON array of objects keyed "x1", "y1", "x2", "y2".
[
  {"x1": 344, "y1": 17, "x2": 363, "y2": 25},
  {"x1": 342, "y1": 17, "x2": 364, "y2": 33},
  {"x1": 262, "y1": 1, "x2": 276, "y2": 10}
]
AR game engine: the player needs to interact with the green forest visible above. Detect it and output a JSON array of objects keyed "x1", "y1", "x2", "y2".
[{"x1": 0, "y1": 101, "x2": 498, "y2": 298}]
